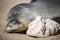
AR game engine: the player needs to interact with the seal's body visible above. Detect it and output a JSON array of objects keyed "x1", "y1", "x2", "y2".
[
  {"x1": 6, "y1": 0, "x2": 60, "y2": 32},
  {"x1": 7, "y1": 0, "x2": 60, "y2": 24}
]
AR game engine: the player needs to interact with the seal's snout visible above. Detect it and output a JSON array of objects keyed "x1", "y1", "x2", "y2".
[
  {"x1": 5, "y1": 20, "x2": 20, "y2": 32},
  {"x1": 5, "y1": 19, "x2": 30, "y2": 32}
]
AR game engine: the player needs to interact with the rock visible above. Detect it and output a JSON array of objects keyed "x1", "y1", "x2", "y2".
[
  {"x1": 41, "y1": 19, "x2": 60, "y2": 37},
  {"x1": 45, "y1": 19, "x2": 60, "y2": 36},
  {"x1": 26, "y1": 16, "x2": 60, "y2": 38},
  {"x1": 26, "y1": 16, "x2": 46, "y2": 37}
]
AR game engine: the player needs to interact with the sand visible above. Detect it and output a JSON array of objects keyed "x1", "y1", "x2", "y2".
[{"x1": 0, "y1": 0, "x2": 60, "y2": 40}]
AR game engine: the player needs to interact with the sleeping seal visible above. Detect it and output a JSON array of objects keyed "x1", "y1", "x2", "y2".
[{"x1": 6, "y1": 0, "x2": 60, "y2": 32}]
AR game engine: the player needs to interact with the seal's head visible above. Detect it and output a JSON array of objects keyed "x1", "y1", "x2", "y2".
[{"x1": 5, "y1": 18, "x2": 30, "y2": 32}]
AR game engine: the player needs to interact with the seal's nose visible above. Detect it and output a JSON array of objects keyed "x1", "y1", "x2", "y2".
[
  {"x1": 6, "y1": 18, "x2": 20, "y2": 28},
  {"x1": 5, "y1": 20, "x2": 20, "y2": 32}
]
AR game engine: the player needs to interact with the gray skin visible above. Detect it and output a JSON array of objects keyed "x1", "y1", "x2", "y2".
[{"x1": 6, "y1": 0, "x2": 60, "y2": 32}]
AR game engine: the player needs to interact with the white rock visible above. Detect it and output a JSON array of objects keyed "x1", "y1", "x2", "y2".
[
  {"x1": 26, "y1": 16, "x2": 45, "y2": 37},
  {"x1": 26, "y1": 16, "x2": 60, "y2": 38},
  {"x1": 44, "y1": 19, "x2": 60, "y2": 36}
]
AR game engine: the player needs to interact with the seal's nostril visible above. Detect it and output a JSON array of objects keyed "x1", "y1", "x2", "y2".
[
  {"x1": 9, "y1": 25, "x2": 12, "y2": 27},
  {"x1": 19, "y1": 22, "x2": 22, "y2": 24}
]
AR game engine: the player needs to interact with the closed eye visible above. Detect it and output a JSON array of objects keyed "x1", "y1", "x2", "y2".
[
  {"x1": 20, "y1": 13, "x2": 23, "y2": 15},
  {"x1": 16, "y1": 12, "x2": 23, "y2": 15}
]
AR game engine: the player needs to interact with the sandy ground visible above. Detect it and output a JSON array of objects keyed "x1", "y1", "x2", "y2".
[{"x1": 0, "y1": 0, "x2": 60, "y2": 40}]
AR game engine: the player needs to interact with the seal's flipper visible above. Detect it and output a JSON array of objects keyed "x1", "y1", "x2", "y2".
[{"x1": 52, "y1": 17, "x2": 60, "y2": 24}]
